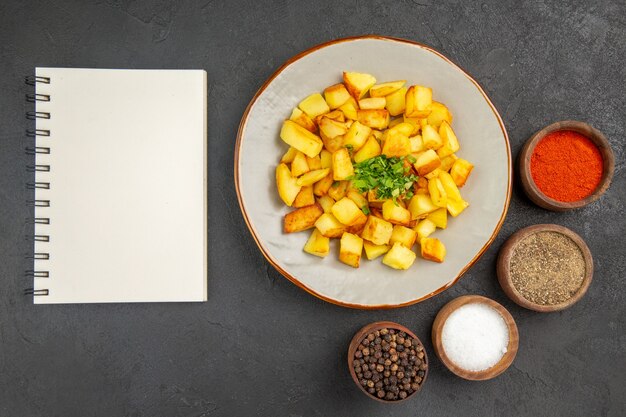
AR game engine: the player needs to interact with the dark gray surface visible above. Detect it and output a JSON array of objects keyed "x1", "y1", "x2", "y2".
[{"x1": 1, "y1": 0, "x2": 624, "y2": 416}]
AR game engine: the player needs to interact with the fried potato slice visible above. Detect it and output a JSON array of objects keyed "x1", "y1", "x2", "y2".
[{"x1": 284, "y1": 204, "x2": 324, "y2": 233}]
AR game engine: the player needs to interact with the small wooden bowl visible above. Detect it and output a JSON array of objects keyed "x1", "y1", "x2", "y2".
[
  {"x1": 519, "y1": 120, "x2": 614, "y2": 211},
  {"x1": 432, "y1": 295, "x2": 518, "y2": 381},
  {"x1": 348, "y1": 321, "x2": 428, "y2": 403},
  {"x1": 497, "y1": 224, "x2": 593, "y2": 312}
]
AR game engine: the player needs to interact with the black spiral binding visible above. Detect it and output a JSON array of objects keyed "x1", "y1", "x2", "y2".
[
  {"x1": 26, "y1": 165, "x2": 50, "y2": 172},
  {"x1": 24, "y1": 289, "x2": 49, "y2": 296},
  {"x1": 25, "y1": 146, "x2": 50, "y2": 155},
  {"x1": 25, "y1": 75, "x2": 50, "y2": 297},
  {"x1": 26, "y1": 182, "x2": 50, "y2": 190},
  {"x1": 26, "y1": 129, "x2": 50, "y2": 137}
]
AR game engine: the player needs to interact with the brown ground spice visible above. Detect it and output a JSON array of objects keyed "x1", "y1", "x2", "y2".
[{"x1": 509, "y1": 231, "x2": 585, "y2": 305}]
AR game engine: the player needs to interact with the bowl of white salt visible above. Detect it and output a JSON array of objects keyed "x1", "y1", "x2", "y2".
[{"x1": 432, "y1": 295, "x2": 519, "y2": 381}]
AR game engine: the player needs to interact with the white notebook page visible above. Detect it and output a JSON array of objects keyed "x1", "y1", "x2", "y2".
[{"x1": 33, "y1": 68, "x2": 207, "y2": 303}]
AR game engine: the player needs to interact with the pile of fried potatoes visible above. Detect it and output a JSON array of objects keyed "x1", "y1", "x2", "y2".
[{"x1": 276, "y1": 71, "x2": 474, "y2": 269}]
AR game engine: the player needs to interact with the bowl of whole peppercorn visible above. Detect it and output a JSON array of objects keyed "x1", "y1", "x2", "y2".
[{"x1": 348, "y1": 321, "x2": 428, "y2": 402}]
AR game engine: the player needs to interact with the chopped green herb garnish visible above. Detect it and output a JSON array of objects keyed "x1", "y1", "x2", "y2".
[
  {"x1": 350, "y1": 155, "x2": 418, "y2": 202},
  {"x1": 362, "y1": 206, "x2": 370, "y2": 215},
  {"x1": 345, "y1": 144, "x2": 354, "y2": 156}
]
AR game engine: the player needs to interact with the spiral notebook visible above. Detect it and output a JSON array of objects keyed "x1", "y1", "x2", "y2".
[{"x1": 27, "y1": 68, "x2": 207, "y2": 304}]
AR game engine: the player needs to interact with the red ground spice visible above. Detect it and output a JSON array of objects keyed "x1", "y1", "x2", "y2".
[{"x1": 530, "y1": 130, "x2": 603, "y2": 202}]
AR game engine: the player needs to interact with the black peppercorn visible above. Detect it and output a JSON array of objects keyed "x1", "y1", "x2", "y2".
[{"x1": 353, "y1": 327, "x2": 427, "y2": 402}]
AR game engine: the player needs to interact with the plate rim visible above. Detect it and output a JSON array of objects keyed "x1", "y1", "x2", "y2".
[{"x1": 234, "y1": 35, "x2": 512, "y2": 309}]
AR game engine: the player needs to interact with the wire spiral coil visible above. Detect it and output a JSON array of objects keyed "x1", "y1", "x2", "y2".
[{"x1": 26, "y1": 75, "x2": 51, "y2": 297}]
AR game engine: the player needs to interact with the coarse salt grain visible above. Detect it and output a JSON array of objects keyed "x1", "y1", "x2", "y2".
[{"x1": 441, "y1": 303, "x2": 509, "y2": 371}]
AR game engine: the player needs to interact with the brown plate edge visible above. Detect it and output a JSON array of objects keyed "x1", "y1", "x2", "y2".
[{"x1": 233, "y1": 34, "x2": 513, "y2": 309}]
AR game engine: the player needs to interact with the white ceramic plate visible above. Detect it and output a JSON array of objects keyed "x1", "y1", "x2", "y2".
[{"x1": 235, "y1": 36, "x2": 511, "y2": 309}]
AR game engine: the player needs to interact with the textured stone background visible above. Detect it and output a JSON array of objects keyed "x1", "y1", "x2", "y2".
[{"x1": 1, "y1": 1, "x2": 624, "y2": 416}]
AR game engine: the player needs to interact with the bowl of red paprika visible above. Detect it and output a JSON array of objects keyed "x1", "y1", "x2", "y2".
[{"x1": 519, "y1": 120, "x2": 614, "y2": 211}]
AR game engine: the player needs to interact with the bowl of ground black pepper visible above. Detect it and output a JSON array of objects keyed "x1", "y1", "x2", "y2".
[
  {"x1": 519, "y1": 120, "x2": 614, "y2": 211},
  {"x1": 348, "y1": 321, "x2": 428, "y2": 402},
  {"x1": 497, "y1": 224, "x2": 593, "y2": 312}
]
